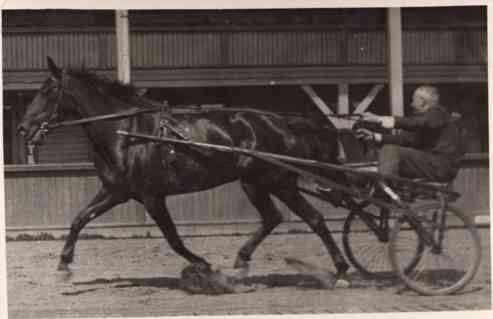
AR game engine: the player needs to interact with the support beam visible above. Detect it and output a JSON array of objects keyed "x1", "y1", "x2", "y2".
[
  {"x1": 336, "y1": 83, "x2": 350, "y2": 160},
  {"x1": 301, "y1": 85, "x2": 352, "y2": 129},
  {"x1": 301, "y1": 85, "x2": 334, "y2": 115},
  {"x1": 16, "y1": 93, "x2": 27, "y2": 164},
  {"x1": 387, "y1": 8, "x2": 404, "y2": 116},
  {"x1": 353, "y1": 84, "x2": 384, "y2": 114},
  {"x1": 337, "y1": 83, "x2": 349, "y2": 114},
  {"x1": 115, "y1": 10, "x2": 131, "y2": 84}
]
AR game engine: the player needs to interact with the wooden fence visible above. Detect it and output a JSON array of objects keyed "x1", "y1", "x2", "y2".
[{"x1": 3, "y1": 155, "x2": 489, "y2": 236}]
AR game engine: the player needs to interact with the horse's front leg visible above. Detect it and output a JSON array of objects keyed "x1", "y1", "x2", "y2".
[
  {"x1": 143, "y1": 195, "x2": 208, "y2": 267},
  {"x1": 58, "y1": 187, "x2": 127, "y2": 271}
]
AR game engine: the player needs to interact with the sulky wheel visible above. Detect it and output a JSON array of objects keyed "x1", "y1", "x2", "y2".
[
  {"x1": 389, "y1": 203, "x2": 482, "y2": 296},
  {"x1": 342, "y1": 207, "x2": 423, "y2": 279}
]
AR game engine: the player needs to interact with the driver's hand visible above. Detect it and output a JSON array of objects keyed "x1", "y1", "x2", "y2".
[{"x1": 356, "y1": 128, "x2": 382, "y2": 142}]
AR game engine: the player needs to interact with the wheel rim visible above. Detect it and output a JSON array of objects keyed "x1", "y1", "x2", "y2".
[
  {"x1": 390, "y1": 204, "x2": 481, "y2": 295},
  {"x1": 343, "y1": 209, "x2": 421, "y2": 279}
]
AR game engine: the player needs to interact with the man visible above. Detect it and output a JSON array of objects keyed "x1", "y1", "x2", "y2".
[{"x1": 356, "y1": 85, "x2": 464, "y2": 184}]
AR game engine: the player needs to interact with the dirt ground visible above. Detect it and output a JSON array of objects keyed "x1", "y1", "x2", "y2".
[{"x1": 6, "y1": 229, "x2": 492, "y2": 318}]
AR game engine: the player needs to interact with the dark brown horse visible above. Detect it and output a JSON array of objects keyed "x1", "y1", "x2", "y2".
[{"x1": 18, "y1": 57, "x2": 350, "y2": 280}]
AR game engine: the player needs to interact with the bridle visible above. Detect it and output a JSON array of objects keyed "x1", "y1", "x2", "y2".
[
  {"x1": 28, "y1": 76, "x2": 66, "y2": 145},
  {"x1": 46, "y1": 77, "x2": 66, "y2": 124}
]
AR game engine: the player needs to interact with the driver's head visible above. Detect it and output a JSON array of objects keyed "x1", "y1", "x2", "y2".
[{"x1": 410, "y1": 86, "x2": 440, "y2": 114}]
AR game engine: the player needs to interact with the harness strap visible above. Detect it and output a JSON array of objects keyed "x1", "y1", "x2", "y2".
[{"x1": 159, "y1": 119, "x2": 190, "y2": 140}]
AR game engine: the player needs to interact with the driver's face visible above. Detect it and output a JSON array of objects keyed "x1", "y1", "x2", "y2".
[{"x1": 410, "y1": 90, "x2": 432, "y2": 114}]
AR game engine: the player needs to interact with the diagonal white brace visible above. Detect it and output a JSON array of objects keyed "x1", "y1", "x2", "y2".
[
  {"x1": 301, "y1": 85, "x2": 351, "y2": 130},
  {"x1": 301, "y1": 85, "x2": 334, "y2": 115},
  {"x1": 353, "y1": 84, "x2": 384, "y2": 114}
]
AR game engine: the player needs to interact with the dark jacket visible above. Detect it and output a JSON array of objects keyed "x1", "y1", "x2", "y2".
[{"x1": 381, "y1": 105, "x2": 465, "y2": 162}]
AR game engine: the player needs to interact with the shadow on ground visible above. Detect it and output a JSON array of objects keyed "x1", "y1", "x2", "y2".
[{"x1": 63, "y1": 272, "x2": 402, "y2": 296}]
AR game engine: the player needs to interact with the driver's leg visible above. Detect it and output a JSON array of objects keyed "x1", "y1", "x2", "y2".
[
  {"x1": 378, "y1": 144, "x2": 402, "y2": 177},
  {"x1": 378, "y1": 144, "x2": 454, "y2": 181},
  {"x1": 377, "y1": 144, "x2": 405, "y2": 201}
]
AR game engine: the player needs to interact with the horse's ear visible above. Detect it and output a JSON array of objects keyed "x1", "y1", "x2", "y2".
[{"x1": 46, "y1": 56, "x2": 62, "y2": 79}]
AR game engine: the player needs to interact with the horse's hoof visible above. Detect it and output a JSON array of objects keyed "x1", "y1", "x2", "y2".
[
  {"x1": 57, "y1": 270, "x2": 73, "y2": 282},
  {"x1": 56, "y1": 264, "x2": 73, "y2": 282},
  {"x1": 232, "y1": 265, "x2": 249, "y2": 280},
  {"x1": 192, "y1": 262, "x2": 212, "y2": 273},
  {"x1": 57, "y1": 260, "x2": 71, "y2": 271},
  {"x1": 224, "y1": 265, "x2": 249, "y2": 280},
  {"x1": 233, "y1": 257, "x2": 249, "y2": 269},
  {"x1": 334, "y1": 276, "x2": 351, "y2": 289}
]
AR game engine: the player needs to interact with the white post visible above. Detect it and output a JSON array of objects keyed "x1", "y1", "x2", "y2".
[
  {"x1": 115, "y1": 10, "x2": 131, "y2": 84},
  {"x1": 337, "y1": 83, "x2": 350, "y2": 161},
  {"x1": 387, "y1": 8, "x2": 404, "y2": 116},
  {"x1": 27, "y1": 145, "x2": 37, "y2": 164},
  {"x1": 337, "y1": 83, "x2": 349, "y2": 115}
]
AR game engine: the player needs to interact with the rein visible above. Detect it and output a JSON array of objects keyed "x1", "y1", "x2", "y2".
[
  {"x1": 41, "y1": 104, "x2": 363, "y2": 131},
  {"x1": 32, "y1": 90, "x2": 366, "y2": 145},
  {"x1": 46, "y1": 106, "x2": 164, "y2": 129},
  {"x1": 49, "y1": 106, "x2": 363, "y2": 129}
]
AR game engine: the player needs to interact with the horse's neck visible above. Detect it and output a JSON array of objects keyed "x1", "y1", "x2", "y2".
[
  {"x1": 75, "y1": 91, "x2": 139, "y2": 144},
  {"x1": 78, "y1": 92, "x2": 135, "y2": 118}
]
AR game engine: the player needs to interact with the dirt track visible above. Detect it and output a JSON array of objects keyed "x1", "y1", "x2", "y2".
[{"x1": 7, "y1": 229, "x2": 492, "y2": 318}]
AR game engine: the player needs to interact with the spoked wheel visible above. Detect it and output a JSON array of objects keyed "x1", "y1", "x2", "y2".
[
  {"x1": 389, "y1": 203, "x2": 482, "y2": 296},
  {"x1": 343, "y1": 207, "x2": 423, "y2": 279}
]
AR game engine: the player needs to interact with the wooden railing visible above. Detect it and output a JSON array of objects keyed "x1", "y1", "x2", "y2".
[{"x1": 4, "y1": 153, "x2": 489, "y2": 234}]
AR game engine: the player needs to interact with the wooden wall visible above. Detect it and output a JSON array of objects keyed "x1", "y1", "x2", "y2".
[
  {"x1": 4, "y1": 158, "x2": 489, "y2": 233},
  {"x1": 3, "y1": 164, "x2": 291, "y2": 230},
  {"x1": 4, "y1": 165, "x2": 143, "y2": 228},
  {"x1": 3, "y1": 30, "x2": 487, "y2": 89},
  {"x1": 3, "y1": 28, "x2": 486, "y2": 72},
  {"x1": 37, "y1": 127, "x2": 92, "y2": 164},
  {"x1": 452, "y1": 156, "x2": 490, "y2": 215},
  {"x1": 2, "y1": 31, "x2": 115, "y2": 70},
  {"x1": 3, "y1": 8, "x2": 486, "y2": 89}
]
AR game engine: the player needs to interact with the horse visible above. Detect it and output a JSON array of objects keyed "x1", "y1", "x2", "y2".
[{"x1": 17, "y1": 57, "x2": 351, "y2": 284}]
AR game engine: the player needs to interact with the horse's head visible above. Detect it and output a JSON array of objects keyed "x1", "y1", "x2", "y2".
[{"x1": 17, "y1": 56, "x2": 79, "y2": 145}]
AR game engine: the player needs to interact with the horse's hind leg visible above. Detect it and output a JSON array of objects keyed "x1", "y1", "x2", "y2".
[
  {"x1": 273, "y1": 186, "x2": 350, "y2": 276},
  {"x1": 234, "y1": 181, "x2": 283, "y2": 269},
  {"x1": 59, "y1": 187, "x2": 127, "y2": 270},
  {"x1": 143, "y1": 195, "x2": 208, "y2": 266}
]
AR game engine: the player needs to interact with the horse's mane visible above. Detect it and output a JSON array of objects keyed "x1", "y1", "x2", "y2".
[
  {"x1": 67, "y1": 69, "x2": 157, "y2": 107},
  {"x1": 64, "y1": 69, "x2": 331, "y2": 128}
]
